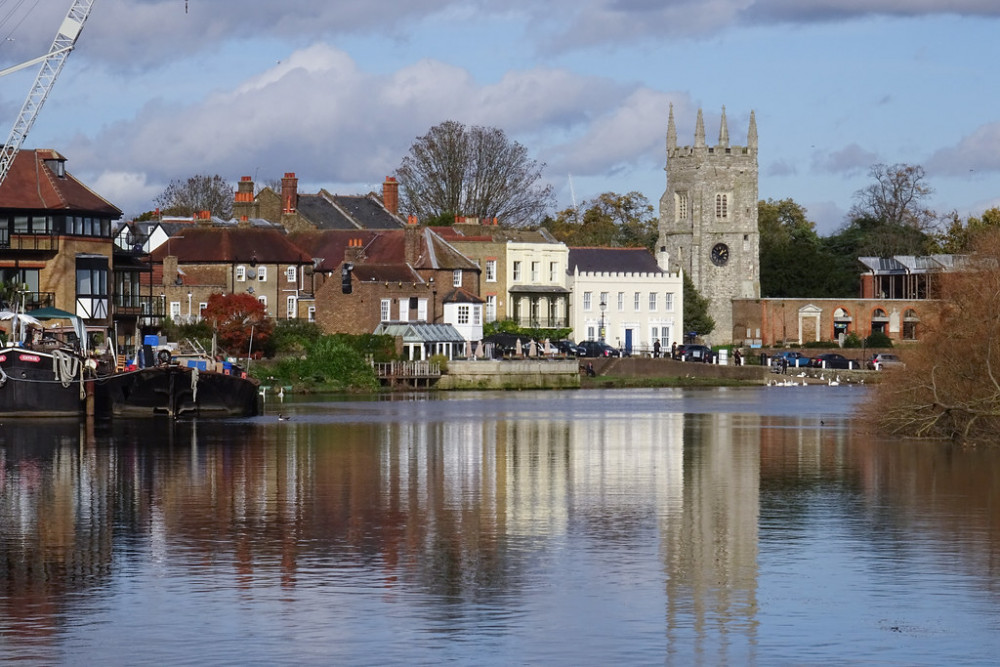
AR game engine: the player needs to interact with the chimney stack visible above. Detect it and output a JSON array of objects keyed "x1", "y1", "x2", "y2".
[
  {"x1": 282, "y1": 172, "x2": 298, "y2": 213},
  {"x1": 234, "y1": 175, "x2": 256, "y2": 221},
  {"x1": 382, "y1": 176, "x2": 399, "y2": 215},
  {"x1": 345, "y1": 237, "x2": 365, "y2": 263}
]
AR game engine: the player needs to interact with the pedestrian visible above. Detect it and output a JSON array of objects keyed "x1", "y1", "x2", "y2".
[
  {"x1": 671, "y1": 342, "x2": 677, "y2": 359},
  {"x1": 781, "y1": 357, "x2": 788, "y2": 375},
  {"x1": 734, "y1": 349, "x2": 742, "y2": 366},
  {"x1": 653, "y1": 340, "x2": 661, "y2": 358}
]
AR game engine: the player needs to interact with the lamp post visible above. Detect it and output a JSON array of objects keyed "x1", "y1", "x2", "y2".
[{"x1": 599, "y1": 295, "x2": 607, "y2": 342}]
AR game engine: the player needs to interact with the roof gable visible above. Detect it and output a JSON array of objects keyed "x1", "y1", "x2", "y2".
[{"x1": 0, "y1": 149, "x2": 121, "y2": 217}]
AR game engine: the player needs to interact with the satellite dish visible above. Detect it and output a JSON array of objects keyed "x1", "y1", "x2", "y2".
[{"x1": 246, "y1": 268, "x2": 257, "y2": 279}]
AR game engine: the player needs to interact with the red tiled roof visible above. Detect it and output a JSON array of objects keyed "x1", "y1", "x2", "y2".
[
  {"x1": 149, "y1": 227, "x2": 312, "y2": 263},
  {"x1": 0, "y1": 149, "x2": 121, "y2": 216},
  {"x1": 288, "y1": 228, "x2": 479, "y2": 272}
]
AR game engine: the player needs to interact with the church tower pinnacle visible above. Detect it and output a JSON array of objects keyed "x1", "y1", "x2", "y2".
[
  {"x1": 694, "y1": 108, "x2": 706, "y2": 148},
  {"x1": 718, "y1": 105, "x2": 729, "y2": 148},
  {"x1": 666, "y1": 103, "x2": 677, "y2": 153},
  {"x1": 748, "y1": 110, "x2": 757, "y2": 152}
]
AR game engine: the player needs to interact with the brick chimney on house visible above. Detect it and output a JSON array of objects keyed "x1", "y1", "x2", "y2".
[
  {"x1": 163, "y1": 255, "x2": 179, "y2": 287},
  {"x1": 382, "y1": 176, "x2": 399, "y2": 215},
  {"x1": 234, "y1": 175, "x2": 256, "y2": 224},
  {"x1": 404, "y1": 224, "x2": 422, "y2": 266},
  {"x1": 345, "y1": 237, "x2": 366, "y2": 263},
  {"x1": 281, "y1": 172, "x2": 298, "y2": 213}
]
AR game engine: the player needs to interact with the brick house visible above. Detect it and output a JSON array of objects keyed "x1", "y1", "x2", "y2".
[
  {"x1": 0, "y1": 149, "x2": 150, "y2": 353},
  {"x1": 731, "y1": 254, "x2": 966, "y2": 347},
  {"x1": 288, "y1": 224, "x2": 481, "y2": 339},
  {"x1": 148, "y1": 224, "x2": 314, "y2": 324},
  {"x1": 235, "y1": 173, "x2": 406, "y2": 233}
]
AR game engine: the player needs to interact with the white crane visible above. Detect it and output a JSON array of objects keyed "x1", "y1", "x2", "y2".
[{"x1": 0, "y1": 0, "x2": 96, "y2": 188}]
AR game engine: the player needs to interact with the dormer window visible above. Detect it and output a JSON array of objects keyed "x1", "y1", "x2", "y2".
[{"x1": 44, "y1": 159, "x2": 66, "y2": 178}]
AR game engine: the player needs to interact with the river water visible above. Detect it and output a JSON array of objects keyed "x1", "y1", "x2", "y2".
[{"x1": 1, "y1": 386, "x2": 998, "y2": 665}]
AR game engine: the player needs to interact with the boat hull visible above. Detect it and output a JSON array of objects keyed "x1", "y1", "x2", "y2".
[
  {"x1": 95, "y1": 365, "x2": 260, "y2": 418},
  {"x1": 0, "y1": 347, "x2": 86, "y2": 417}
]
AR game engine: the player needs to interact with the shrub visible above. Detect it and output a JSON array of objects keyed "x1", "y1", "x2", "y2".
[
  {"x1": 802, "y1": 340, "x2": 838, "y2": 349},
  {"x1": 841, "y1": 332, "x2": 862, "y2": 348},
  {"x1": 864, "y1": 331, "x2": 893, "y2": 348},
  {"x1": 430, "y1": 353, "x2": 448, "y2": 373},
  {"x1": 271, "y1": 337, "x2": 378, "y2": 391}
]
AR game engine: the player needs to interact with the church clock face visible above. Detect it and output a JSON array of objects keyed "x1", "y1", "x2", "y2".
[{"x1": 711, "y1": 242, "x2": 730, "y2": 266}]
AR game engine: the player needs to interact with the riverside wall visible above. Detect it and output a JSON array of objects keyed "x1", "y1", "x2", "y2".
[{"x1": 438, "y1": 360, "x2": 581, "y2": 390}]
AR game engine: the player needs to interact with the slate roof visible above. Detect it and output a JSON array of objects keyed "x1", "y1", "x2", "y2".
[
  {"x1": 436, "y1": 225, "x2": 559, "y2": 244},
  {"x1": 568, "y1": 247, "x2": 664, "y2": 274},
  {"x1": 296, "y1": 191, "x2": 405, "y2": 230},
  {"x1": 0, "y1": 149, "x2": 121, "y2": 216}
]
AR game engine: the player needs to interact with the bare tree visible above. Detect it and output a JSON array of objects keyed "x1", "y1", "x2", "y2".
[
  {"x1": 871, "y1": 228, "x2": 1000, "y2": 444},
  {"x1": 396, "y1": 121, "x2": 554, "y2": 226},
  {"x1": 849, "y1": 163, "x2": 936, "y2": 231},
  {"x1": 155, "y1": 174, "x2": 234, "y2": 219}
]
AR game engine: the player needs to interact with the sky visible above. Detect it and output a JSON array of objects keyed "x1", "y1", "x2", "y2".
[{"x1": 0, "y1": 0, "x2": 998, "y2": 235}]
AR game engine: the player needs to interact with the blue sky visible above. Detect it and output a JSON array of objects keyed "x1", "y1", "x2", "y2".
[{"x1": 1, "y1": 0, "x2": 997, "y2": 235}]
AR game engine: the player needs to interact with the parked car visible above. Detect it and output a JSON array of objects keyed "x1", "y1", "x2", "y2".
[
  {"x1": 809, "y1": 353, "x2": 855, "y2": 369},
  {"x1": 867, "y1": 353, "x2": 905, "y2": 370},
  {"x1": 576, "y1": 340, "x2": 621, "y2": 358},
  {"x1": 680, "y1": 344, "x2": 713, "y2": 362},
  {"x1": 551, "y1": 340, "x2": 580, "y2": 356},
  {"x1": 771, "y1": 351, "x2": 810, "y2": 370}
]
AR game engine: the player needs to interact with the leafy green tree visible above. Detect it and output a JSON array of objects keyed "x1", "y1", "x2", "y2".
[
  {"x1": 936, "y1": 207, "x2": 1000, "y2": 253},
  {"x1": 543, "y1": 191, "x2": 658, "y2": 251},
  {"x1": 683, "y1": 273, "x2": 714, "y2": 338},
  {"x1": 395, "y1": 121, "x2": 554, "y2": 225},
  {"x1": 155, "y1": 174, "x2": 234, "y2": 219}
]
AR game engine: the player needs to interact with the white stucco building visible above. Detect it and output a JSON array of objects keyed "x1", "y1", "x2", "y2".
[{"x1": 568, "y1": 247, "x2": 683, "y2": 356}]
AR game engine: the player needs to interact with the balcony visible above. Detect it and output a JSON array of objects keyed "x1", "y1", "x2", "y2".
[
  {"x1": 113, "y1": 294, "x2": 165, "y2": 319},
  {"x1": 514, "y1": 316, "x2": 569, "y2": 329},
  {"x1": 1, "y1": 234, "x2": 59, "y2": 252},
  {"x1": 15, "y1": 292, "x2": 56, "y2": 310}
]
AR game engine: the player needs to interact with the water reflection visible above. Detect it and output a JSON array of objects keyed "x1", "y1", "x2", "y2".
[{"x1": 1, "y1": 388, "x2": 998, "y2": 663}]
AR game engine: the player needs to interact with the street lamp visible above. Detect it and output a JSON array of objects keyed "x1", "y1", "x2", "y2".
[{"x1": 599, "y1": 295, "x2": 607, "y2": 342}]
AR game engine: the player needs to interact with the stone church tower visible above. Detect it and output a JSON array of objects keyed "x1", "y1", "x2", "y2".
[{"x1": 657, "y1": 105, "x2": 760, "y2": 344}]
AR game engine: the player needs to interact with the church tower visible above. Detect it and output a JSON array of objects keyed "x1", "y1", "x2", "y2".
[{"x1": 657, "y1": 105, "x2": 759, "y2": 344}]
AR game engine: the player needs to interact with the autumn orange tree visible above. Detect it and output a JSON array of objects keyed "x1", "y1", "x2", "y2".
[
  {"x1": 201, "y1": 293, "x2": 273, "y2": 355},
  {"x1": 871, "y1": 229, "x2": 1000, "y2": 443}
]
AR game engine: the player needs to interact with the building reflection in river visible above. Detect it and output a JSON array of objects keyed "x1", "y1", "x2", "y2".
[{"x1": 1, "y1": 393, "x2": 998, "y2": 661}]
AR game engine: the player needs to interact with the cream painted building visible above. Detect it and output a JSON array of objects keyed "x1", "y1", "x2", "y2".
[{"x1": 568, "y1": 247, "x2": 683, "y2": 356}]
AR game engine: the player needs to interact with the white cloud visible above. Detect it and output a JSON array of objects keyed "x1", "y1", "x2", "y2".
[
  {"x1": 85, "y1": 170, "x2": 162, "y2": 218},
  {"x1": 812, "y1": 143, "x2": 879, "y2": 176},
  {"x1": 60, "y1": 43, "x2": 674, "y2": 214},
  {"x1": 926, "y1": 122, "x2": 1000, "y2": 176}
]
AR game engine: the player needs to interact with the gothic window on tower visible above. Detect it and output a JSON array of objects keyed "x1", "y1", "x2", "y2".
[
  {"x1": 715, "y1": 193, "x2": 729, "y2": 219},
  {"x1": 675, "y1": 192, "x2": 688, "y2": 221}
]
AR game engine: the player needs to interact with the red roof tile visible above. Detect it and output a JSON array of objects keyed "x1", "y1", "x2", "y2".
[{"x1": 0, "y1": 149, "x2": 121, "y2": 216}]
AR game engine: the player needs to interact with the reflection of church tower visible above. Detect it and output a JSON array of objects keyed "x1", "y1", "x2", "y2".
[{"x1": 658, "y1": 105, "x2": 760, "y2": 343}]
